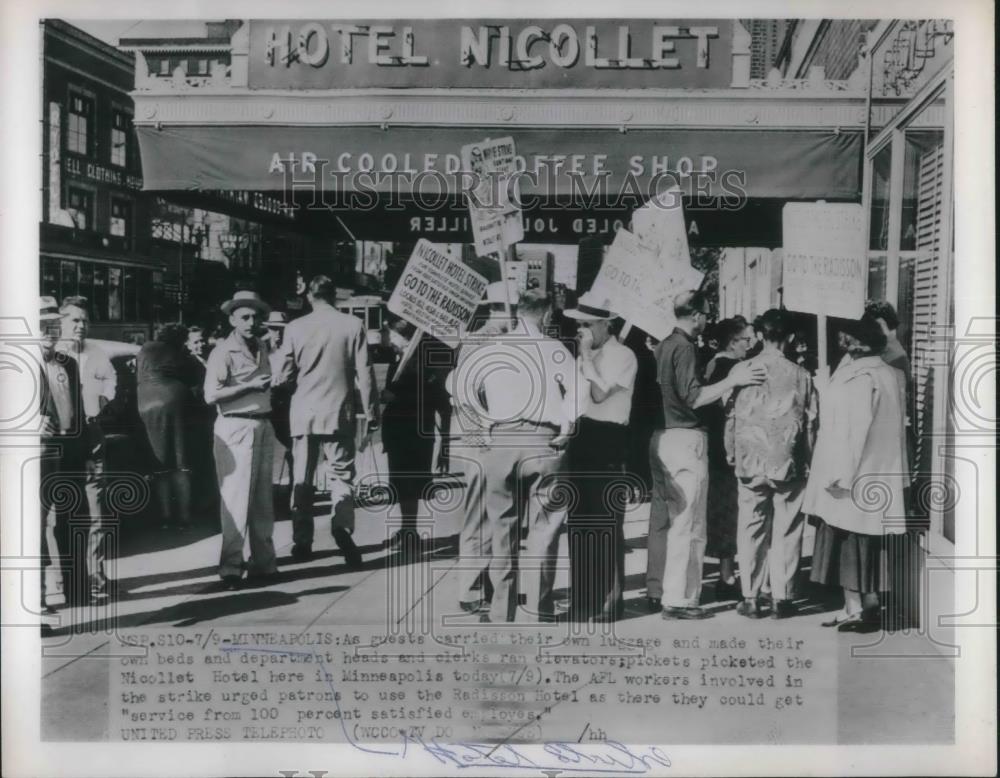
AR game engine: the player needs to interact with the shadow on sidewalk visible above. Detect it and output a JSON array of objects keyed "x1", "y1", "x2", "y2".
[{"x1": 45, "y1": 583, "x2": 351, "y2": 636}]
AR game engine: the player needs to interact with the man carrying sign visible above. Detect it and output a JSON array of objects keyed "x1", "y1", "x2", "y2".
[
  {"x1": 277, "y1": 276, "x2": 380, "y2": 568},
  {"x1": 645, "y1": 291, "x2": 766, "y2": 620}
]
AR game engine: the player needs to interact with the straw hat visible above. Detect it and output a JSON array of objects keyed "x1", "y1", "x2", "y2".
[
  {"x1": 220, "y1": 290, "x2": 271, "y2": 317},
  {"x1": 563, "y1": 290, "x2": 615, "y2": 321},
  {"x1": 40, "y1": 296, "x2": 61, "y2": 321},
  {"x1": 264, "y1": 311, "x2": 288, "y2": 329}
]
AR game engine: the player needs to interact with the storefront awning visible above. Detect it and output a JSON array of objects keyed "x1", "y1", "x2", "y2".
[{"x1": 136, "y1": 125, "x2": 862, "y2": 200}]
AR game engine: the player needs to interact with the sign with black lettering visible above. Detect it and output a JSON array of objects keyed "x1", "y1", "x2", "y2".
[
  {"x1": 782, "y1": 203, "x2": 867, "y2": 319},
  {"x1": 387, "y1": 239, "x2": 489, "y2": 345}
]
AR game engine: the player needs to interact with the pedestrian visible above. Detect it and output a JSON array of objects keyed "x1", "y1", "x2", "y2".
[
  {"x1": 621, "y1": 325, "x2": 662, "y2": 505},
  {"x1": 39, "y1": 296, "x2": 86, "y2": 616},
  {"x1": 203, "y1": 290, "x2": 279, "y2": 589},
  {"x1": 457, "y1": 290, "x2": 582, "y2": 623},
  {"x1": 726, "y1": 309, "x2": 818, "y2": 619},
  {"x1": 448, "y1": 301, "x2": 508, "y2": 615},
  {"x1": 263, "y1": 311, "x2": 293, "y2": 516},
  {"x1": 186, "y1": 326, "x2": 208, "y2": 370},
  {"x1": 563, "y1": 292, "x2": 638, "y2": 623},
  {"x1": 136, "y1": 322, "x2": 199, "y2": 531},
  {"x1": 56, "y1": 296, "x2": 116, "y2": 603},
  {"x1": 381, "y1": 318, "x2": 448, "y2": 552},
  {"x1": 644, "y1": 291, "x2": 766, "y2": 620},
  {"x1": 276, "y1": 276, "x2": 380, "y2": 568},
  {"x1": 698, "y1": 317, "x2": 756, "y2": 601},
  {"x1": 803, "y1": 314, "x2": 908, "y2": 631}
]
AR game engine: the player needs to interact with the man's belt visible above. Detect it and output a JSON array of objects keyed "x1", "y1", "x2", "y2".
[{"x1": 223, "y1": 411, "x2": 271, "y2": 420}]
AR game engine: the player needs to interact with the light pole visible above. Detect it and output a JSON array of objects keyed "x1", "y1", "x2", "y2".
[{"x1": 176, "y1": 221, "x2": 205, "y2": 325}]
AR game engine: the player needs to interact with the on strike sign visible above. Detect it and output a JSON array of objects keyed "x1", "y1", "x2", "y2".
[
  {"x1": 782, "y1": 202, "x2": 867, "y2": 319},
  {"x1": 387, "y1": 239, "x2": 489, "y2": 345},
  {"x1": 461, "y1": 136, "x2": 524, "y2": 257}
]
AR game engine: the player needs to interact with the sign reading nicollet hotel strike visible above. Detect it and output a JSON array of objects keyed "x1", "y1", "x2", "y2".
[{"x1": 248, "y1": 20, "x2": 733, "y2": 90}]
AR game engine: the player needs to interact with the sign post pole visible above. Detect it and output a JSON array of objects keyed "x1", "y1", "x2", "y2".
[
  {"x1": 496, "y1": 249, "x2": 514, "y2": 324},
  {"x1": 816, "y1": 313, "x2": 829, "y2": 386},
  {"x1": 392, "y1": 329, "x2": 424, "y2": 382}
]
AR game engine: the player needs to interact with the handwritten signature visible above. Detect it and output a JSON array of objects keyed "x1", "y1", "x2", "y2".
[{"x1": 221, "y1": 645, "x2": 671, "y2": 774}]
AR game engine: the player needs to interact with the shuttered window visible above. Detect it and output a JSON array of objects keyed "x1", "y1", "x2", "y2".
[{"x1": 907, "y1": 136, "x2": 945, "y2": 475}]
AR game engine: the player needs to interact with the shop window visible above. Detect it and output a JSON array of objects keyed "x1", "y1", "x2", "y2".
[
  {"x1": 111, "y1": 198, "x2": 132, "y2": 239},
  {"x1": 77, "y1": 263, "x2": 94, "y2": 305},
  {"x1": 41, "y1": 258, "x2": 59, "y2": 299},
  {"x1": 136, "y1": 269, "x2": 152, "y2": 322},
  {"x1": 92, "y1": 266, "x2": 108, "y2": 322},
  {"x1": 60, "y1": 261, "x2": 78, "y2": 300},
  {"x1": 868, "y1": 145, "x2": 892, "y2": 251},
  {"x1": 123, "y1": 267, "x2": 138, "y2": 321},
  {"x1": 108, "y1": 267, "x2": 123, "y2": 321},
  {"x1": 111, "y1": 109, "x2": 130, "y2": 167},
  {"x1": 66, "y1": 186, "x2": 93, "y2": 231},
  {"x1": 867, "y1": 255, "x2": 887, "y2": 301}
]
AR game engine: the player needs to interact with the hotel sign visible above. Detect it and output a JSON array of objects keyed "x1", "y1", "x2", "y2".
[{"x1": 248, "y1": 19, "x2": 733, "y2": 90}]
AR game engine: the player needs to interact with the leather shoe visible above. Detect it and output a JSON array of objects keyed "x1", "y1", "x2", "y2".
[
  {"x1": 333, "y1": 529, "x2": 363, "y2": 569},
  {"x1": 221, "y1": 575, "x2": 242, "y2": 591},
  {"x1": 662, "y1": 605, "x2": 713, "y2": 620},
  {"x1": 645, "y1": 597, "x2": 662, "y2": 613},
  {"x1": 290, "y1": 544, "x2": 312, "y2": 562},
  {"x1": 771, "y1": 599, "x2": 797, "y2": 620},
  {"x1": 459, "y1": 599, "x2": 487, "y2": 614},
  {"x1": 736, "y1": 598, "x2": 765, "y2": 619}
]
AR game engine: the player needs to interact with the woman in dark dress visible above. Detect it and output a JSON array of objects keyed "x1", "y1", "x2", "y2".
[
  {"x1": 381, "y1": 318, "x2": 448, "y2": 553},
  {"x1": 699, "y1": 318, "x2": 755, "y2": 600},
  {"x1": 137, "y1": 323, "x2": 199, "y2": 530}
]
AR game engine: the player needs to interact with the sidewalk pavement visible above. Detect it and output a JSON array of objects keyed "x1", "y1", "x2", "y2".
[{"x1": 39, "y1": 442, "x2": 955, "y2": 743}]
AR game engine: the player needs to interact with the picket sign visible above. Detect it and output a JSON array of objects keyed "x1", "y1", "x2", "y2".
[
  {"x1": 782, "y1": 201, "x2": 867, "y2": 384},
  {"x1": 461, "y1": 136, "x2": 524, "y2": 325},
  {"x1": 593, "y1": 188, "x2": 702, "y2": 340},
  {"x1": 387, "y1": 239, "x2": 490, "y2": 377}
]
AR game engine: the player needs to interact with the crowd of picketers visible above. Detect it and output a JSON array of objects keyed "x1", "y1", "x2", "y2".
[{"x1": 38, "y1": 279, "x2": 912, "y2": 632}]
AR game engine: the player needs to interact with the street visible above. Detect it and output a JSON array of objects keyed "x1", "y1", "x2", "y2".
[{"x1": 39, "y1": 440, "x2": 955, "y2": 743}]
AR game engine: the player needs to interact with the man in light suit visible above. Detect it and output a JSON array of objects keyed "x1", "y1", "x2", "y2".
[{"x1": 277, "y1": 275, "x2": 380, "y2": 567}]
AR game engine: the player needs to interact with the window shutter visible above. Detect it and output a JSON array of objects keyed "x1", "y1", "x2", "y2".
[{"x1": 910, "y1": 143, "x2": 944, "y2": 474}]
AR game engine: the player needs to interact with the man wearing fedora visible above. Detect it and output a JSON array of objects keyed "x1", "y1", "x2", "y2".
[
  {"x1": 276, "y1": 275, "x2": 379, "y2": 567},
  {"x1": 39, "y1": 296, "x2": 86, "y2": 615},
  {"x1": 563, "y1": 292, "x2": 638, "y2": 622},
  {"x1": 203, "y1": 290, "x2": 279, "y2": 588}
]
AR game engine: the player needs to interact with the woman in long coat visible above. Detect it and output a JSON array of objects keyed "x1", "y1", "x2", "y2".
[
  {"x1": 804, "y1": 314, "x2": 909, "y2": 630},
  {"x1": 137, "y1": 323, "x2": 200, "y2": 530}
]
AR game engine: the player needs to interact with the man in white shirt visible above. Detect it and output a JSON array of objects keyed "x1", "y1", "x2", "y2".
[
  {"x1": 57, "y1": 296, "x2": 116, "y2": 602},
  {"x1": 564, "y1": 294, "x2": 638, "y2": 622},
  {"x1": 462, "y1": 290, "x2": 583, "y2": 623},
  {"x1": 204, "y1": 291, "x2": 279, "y2": 588}
]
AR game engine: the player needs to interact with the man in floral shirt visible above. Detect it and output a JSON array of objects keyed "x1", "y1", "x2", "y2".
[{"x1": 726, "y1": 309, "x2": 818, "y2": 620}]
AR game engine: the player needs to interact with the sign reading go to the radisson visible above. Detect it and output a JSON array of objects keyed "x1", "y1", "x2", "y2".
[{"x1": 248, "y1": 19, "x2": 733, "y2": 89}]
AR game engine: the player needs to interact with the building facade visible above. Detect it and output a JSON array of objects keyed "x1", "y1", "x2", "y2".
[{"x1": 41, "y1": 19, "x2": 164, "y2": 341}]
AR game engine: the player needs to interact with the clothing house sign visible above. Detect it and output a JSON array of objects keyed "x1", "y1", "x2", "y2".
[{"x1": 249, "y1": 19, "x2": 733, "y2": 89}]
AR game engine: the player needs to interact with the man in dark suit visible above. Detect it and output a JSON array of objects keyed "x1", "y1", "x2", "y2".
[
  {"x1": 276, "y1": 276, "x2": 380, "y2": 567},
  {"x1": 39, "y1": 296, "x2": 86, "y2": 615}
]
